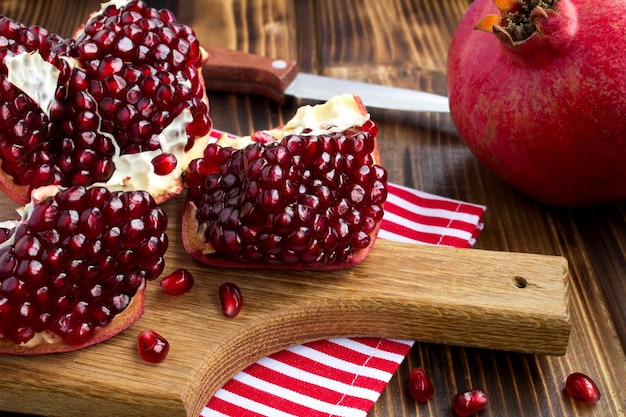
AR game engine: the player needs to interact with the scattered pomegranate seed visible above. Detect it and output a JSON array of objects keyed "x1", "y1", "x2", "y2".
[
  {"x1": 219, "y1": 282, "x2": 242, "y2": 317},
  {"x1": 137, "y1": 329, "x2": 169, "y2": 363},
  {"x1": 452, "y1": 388, "x2": 489, "y2": 417},
  {"x1": 160, "y1": 268, "x2": 194, "y2": 295},
  {"x1": 407, "y1": 367, "x2": 435, "y2": 402},
  {"x1": 565, "y1": 372, "x2": 601, "y2": 403}
]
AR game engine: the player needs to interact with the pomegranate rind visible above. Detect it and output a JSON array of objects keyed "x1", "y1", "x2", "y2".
[
  {"x1": 0, "y1": 283, "x2": 145, "y2": 355},
  {"x1": 0, "y1": 170, "x2": 32, "y2": 206},
  {"x1": 182, "y1": 201, "x2": 382, "y2": 270},
  {"x1": 182, "y1": 94, "x2": 386, "y2": 270}
]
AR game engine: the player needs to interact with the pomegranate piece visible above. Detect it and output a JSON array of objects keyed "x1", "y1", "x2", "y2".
[
  {"x1": 160, "y1": 268, "x2": 194, "y2": 295},
  {"x1": 0, "y1": 0, "x2": 212, "y2": 205},
  {"x1": 565, "y1": 372, "x2": 601, "y2": 403},
  {"x1": 407, "y1": 367, "x2": 435, "y2": 402},
  {"x1": 452, "y1": 389, "x2": 489, "y2": 417},
  {"x1": 0, "y1": 185, "x2": 168, "y2": 354},
  {"x1": 182, "y1": 94, "x2": 388, "y2": 270},
  {"x1": 219, "y1": 282, "x2": 242, "y2": 318},
  {"x1": 137, "y1": 329, "x2": 169, "y2": 363}
]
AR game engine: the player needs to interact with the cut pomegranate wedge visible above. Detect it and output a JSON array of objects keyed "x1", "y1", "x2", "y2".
[
  {"x1": 0, "y1": 0, "x2": 212, "y2": 205},
  {"x1": 0, "y1": 185, "x2": 168, "y2": 354},
  {"x1": 0, "y1": 0, "x2": 211, "y2": 354},
  {"x1": 182, "y1": 94, "x2": 388, "y2": 270}
]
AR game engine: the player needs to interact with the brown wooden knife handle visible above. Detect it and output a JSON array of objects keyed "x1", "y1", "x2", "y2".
[{"x1": 202, "y1": 45, "x2": 299, "y2": 103}]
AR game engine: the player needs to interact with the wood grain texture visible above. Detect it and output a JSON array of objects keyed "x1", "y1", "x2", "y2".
[{"x1": 0, "y1": 1, "x2": 625, "y2": 417}]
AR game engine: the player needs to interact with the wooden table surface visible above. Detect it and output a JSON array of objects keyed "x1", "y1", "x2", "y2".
[{"x1": 0, "y1": 1, "x2": 625, "y2": 416}]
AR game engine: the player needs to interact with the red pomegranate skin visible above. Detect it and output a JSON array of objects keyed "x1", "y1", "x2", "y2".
[{"x1": 447, "y1": 0, "x2": 626, "y2": 206}]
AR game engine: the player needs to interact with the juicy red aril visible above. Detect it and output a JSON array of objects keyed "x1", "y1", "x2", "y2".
[
  {"x1": 160, "y1": 268, "x2": 194, "y2": 295},
  {"x1": 0, "y1": 186, "x2": 167, "y2": 346},
  {"x1": 219, "y1": 282, "x2": 242, "y2": 318},
  {"x1": 0, "y1": 227, "x2": 12, "y2": 244},
  {"x1": 185, "y1": 126, "x2": 387, "y2": 268},
  {"x1": 152, "y1": 153, "x2": 177, "y2": 175},
  {"x1": 565, "y1": 372, "x2": 601, "y2": 403},
  {"x1": 137, "y1": 329, "x2": 169, "y2": 363},
  {"x1": 407, "y1": 367, "x2": 435, "y2": 402},
  {"x1": 74, "y1": 1, "x2": 209, "y2": 149},
  {"x1": 452, "y1": 389, "x2": 489, "y2": 417}
]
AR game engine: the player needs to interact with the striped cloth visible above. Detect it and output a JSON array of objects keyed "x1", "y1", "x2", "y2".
[{"x1": 200, "y1": 129, "x2": 486, "y2": 417}]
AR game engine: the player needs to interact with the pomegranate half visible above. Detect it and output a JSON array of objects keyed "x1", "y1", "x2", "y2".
[
  {"x1": 447, "y1": 0, "x2": 626, "y2": 206},
  {"x1": 182, "y1": 94, "x2": 388, "y2": 270}
]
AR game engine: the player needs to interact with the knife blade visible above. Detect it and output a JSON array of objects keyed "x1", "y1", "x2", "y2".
[{"x1": 202, "y1": 46, "x2": 450, "y2": 113}]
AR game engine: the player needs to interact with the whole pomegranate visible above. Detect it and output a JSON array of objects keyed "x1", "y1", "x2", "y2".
[{"x1": 447, "y1": 0, "x2": 626, "y2": 206}]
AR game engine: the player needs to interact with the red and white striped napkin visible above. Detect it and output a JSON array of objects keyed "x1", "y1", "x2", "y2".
[{"x1": 200, "y1": 129, "x2": 486, "y2": 417}]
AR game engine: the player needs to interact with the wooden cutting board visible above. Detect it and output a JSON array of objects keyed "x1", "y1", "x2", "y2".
[{"x1": 0, "y1": 195, "x2": 570, "y2": 417}]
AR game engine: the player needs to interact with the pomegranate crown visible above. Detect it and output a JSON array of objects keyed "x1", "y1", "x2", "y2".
[{"x1": 475, "y1": 0, "x2": 558, "y2": 48}]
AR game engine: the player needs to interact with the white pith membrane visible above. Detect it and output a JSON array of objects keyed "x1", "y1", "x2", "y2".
[
  {"x1": 101, "y1": 0, "x2": 134, "y2": 10},
  {"x1": 4, "y1": 52, "x2": 58, "y2": 117},
  {"x1": 193, "y1": 94, "x2": 372, "y2": 256},
  {"x1": 105, "y1": 107, "x2": 204, "y2": 195},
  {"x1": 214, "y1": 93, "x2": 370, "y2": 149}
]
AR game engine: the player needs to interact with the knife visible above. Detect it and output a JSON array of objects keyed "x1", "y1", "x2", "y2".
[{"x1": 201, "y1": 45, "x2": 450, "y2": 113}]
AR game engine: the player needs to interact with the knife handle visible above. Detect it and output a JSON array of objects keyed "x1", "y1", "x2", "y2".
[{"x1": 202, "y1": 45, "x2": 299, "y2": 103}]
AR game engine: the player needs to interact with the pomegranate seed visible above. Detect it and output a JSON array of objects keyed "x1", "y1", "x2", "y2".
[
  {"x1": 565, "y1": 372, "x2": 601, "y2": 403},
  {"x1": 115, "y1": 36, "x2": 134, "y2": 60},
  {"x1": 452, "y1": 389, "x2": 489, "y2": 417},
  {"x1": 152, "y1": 153, "x2": 178, "y2": 175},
  {"x1": 219, "y1": 282, "x2": 242, "y2": 317},
  {"x1": 407, "y1": 367, "x2": 435, "y2": 402},
  {"x1": 77, "y1": 41, "x2": 100, "y2": 60},
  {"x1": 160, "y1": 268, "x2": 194, "y2": 295},
  {"x1": 0, "y1": 228, "x2": 13, "y2": 244},
  {"x1": 137, "y1": 329, "x2": 169, "y2": 363}
]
